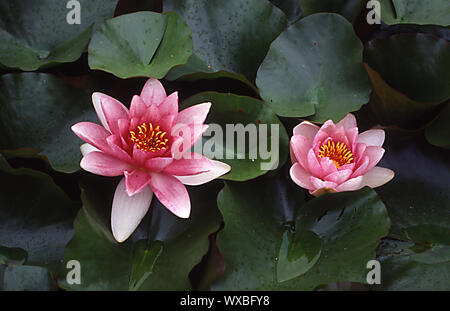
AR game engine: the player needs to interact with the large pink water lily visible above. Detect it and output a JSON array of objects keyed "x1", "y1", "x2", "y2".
[
  {"x1": 72, "y1": 79, "x2": 231, "y2": 242},
  {"x1": 289, "y1": 113, "x2": 394, "y2": 196}
]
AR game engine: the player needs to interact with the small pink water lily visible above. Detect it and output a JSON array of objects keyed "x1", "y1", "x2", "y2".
[
  {"x1": 72, "y1": 79, "x2": 231, "y2": 242},
  {"x1": 289, "y1": 113, "x2": 394, "y2": 196}
]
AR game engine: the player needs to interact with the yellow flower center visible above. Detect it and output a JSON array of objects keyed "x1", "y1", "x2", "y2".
[
  {"x1": 318, "y1": 140, "x2": 353, "y2": 169},
  {"x1": 130, "y1": 122, "x2": 168, "y2": 152}
]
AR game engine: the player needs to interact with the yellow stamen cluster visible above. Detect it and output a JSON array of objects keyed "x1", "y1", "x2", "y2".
[
  {"x1": 318, "y1": 140, "x2": 353, "y2": 169},
  {"x1": 130, "y1": 123, "x2": 168, "y2": 152}
]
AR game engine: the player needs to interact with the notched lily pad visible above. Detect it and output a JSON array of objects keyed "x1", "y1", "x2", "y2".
[
  {"x1": 164, "y1": 0, "x2": 287, "y2": 86},
  {"x1": 256, "y1": 13, "x2": 371, "y2": 122},
  {"x1": 88, "y1": 11, "x2": 193, "y2": 79},
  {"x1": 0, "y1": 0, "x2": 118, "y2": 70}
]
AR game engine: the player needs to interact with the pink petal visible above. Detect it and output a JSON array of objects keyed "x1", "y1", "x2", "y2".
[
  {"x1": 335, "y1": 176, "x2": 363, "y2": 192},
  {"x1": 289, "y1": 146, "x2": 297, "y2": 164},
  {"x1": 145, "y1": 157, "x2": 173, "y2": 172},
  {"x1": 129, "y1": 95, "x2": 147, "y2": 119},
  {"x1": 289, "y1": 163, "x2": 314, "y2": 190},
  {"x1": 117, "y1": 118, "x2": 131, "y2": 151},
  {"x1": 345, "y1": 127, "x2": 359, "y2": 152},
  {"x1": 358, "y1": 129, "x2": 385, "y2": 147},
  {"x1": 353, "y1": 142, "x2": 367, "y2": 160},
  {"x1": 80, "y1": 143, "x2": 99, "y2": 156},
  {"x1": 100, "y1": 94, "x2": 129, "y2": 135},
  {"x1": 175, "y1": 160, "x2": 231, "y2": 186},
  {"x1": 140, "y1": 102, "x2": 161, "y2": 125},
  {"x1": 92, "y1": 93, "x2": 110, "y2": 132},
  {"x1": 106, "y1": 135, "x2": 131, "y2": 162},
  {"x1": 132, "y1": 145, "x2": 152, "y2": 166},
  {"x1": 157, "y1": 114, "x2": 176, "y2": 133},
  {"x1": 158, "y1": 92, "x2": 179, "y2": 119},
  {"x1": 176, "y1": 102, "x2": 211, "y2": 127},
  {"x1": 336, "y1": 113, "x2": 357, "y2": 130},
  {"x1": 324, "y1": 169, "x2": 352, "y2": 184},
  {"x1": 72, "y1": 122, "x2": 110, "y2": 152},
  {"x1": 124, "y1": 169, "x2": 151, "y2": 196},
  {"x1": 148, "y1": 173, "x2": 191, "y2": 218},
  {"x1": 80, "y1": 151, "x2": 132, "y2": 176},
  {"x1": 140, "y1": 79, "x2": 167, "y2": 107},
  {"x1": 330, "y1": 126, "x2": 349, "y2": 147},
  {"x1": 313, "y1": 120, "x2": 336, "y2": 146},
  {"x1": 163, "y1": 153, "x2": 213, "y2": 176},
  {"x1": 361, "y1": 166, "x2": 395, "y2": 188},
  {"x1": 319, "y1": 157, "x2": 337, "y2": 176},
  {"x1": 351, "y1": 155, "x2": 369, "y2": 178},
  {"x1": 290, "y1": 135, "x2": 311, "y2": 169},
  {"x1": 170, "y1": 124, "x2": 209, "y2": 157},
  {"x1": 310, "y1": 176, "x2": 338, "y2": 191},
  {"x1": 365, "y1": 146, "x2": 385, "y2": 171},
  {"x1": 111, "y1": 178, "x2": 153, "y2": 243},
  {"x1": 307, "y1": 149, "x2": 323, "y2": 177},
  {"x1": 293, "y1": 121, "x2": 320, "y2": 143}
]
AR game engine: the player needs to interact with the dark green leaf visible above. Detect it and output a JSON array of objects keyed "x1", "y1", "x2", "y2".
[
  {"x1": 376, "y1": 130, "x2": 450, "y2": 241},
  {"x1": 0, "y1": 156, "x2": 78, "y2": 273},
  {"x1": 300, "y1": 0, "x2": 363, "y2": 22},
  {"x1": 364, "y1": 64, "x2": 442, "y2": 129},
  {"x1": 0, "y1": 73, "x2": 97, "y2": 173},
  {"x1": 60, "y1": 177, "x2": 222, "y2": 290},
  {"x1": 214, "y1": 175, "x2": 389, "y2": 290},
  {"x1": 129, "y1": 240, "x2": 163, "y2": 291},
  {"x1": 425, "y1": 102, "x2": 450, "y2": 148},
  {"x1": 256, "y1": 13, "x2": 371, "y2": 122},
  {"x1": 0, "y1": 0, "x2": 117, "y2": 70},
  {"x1": 88, "y1": 11, "x2": 192, "y2": 79},
  {"x1": 379, "y1": 0, "x2": 450, "y2": 26},
  {"x1": 276, "y1": 229, "x2": 322, "y2": 282},
  {"x1": 164, "y1": 0, "x2": 287, "y2": 85},
  {"x1": 271, "y1": 0, "x2": 303, "y2": 23},
  {"x1": 181, "y1": 92, "x2": 289, "y2": 181},
  {"x1": 365, "y1": 33, "x2": 450, "y2": 104},
  {"x1": 375, "y1": 239, "x2": 450, "y2": 290}
]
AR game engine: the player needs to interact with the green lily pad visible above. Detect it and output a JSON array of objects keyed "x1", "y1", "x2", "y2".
[
  {"x1": 276, "y1": 229, "x2": 322, "y2": 282},
  {"x1": 60, "y1": 177, "x2": 222, "y2": 290},
  {"x1": 0, "y1": 0, "x2": 118, "y2": 70},
  {"x1": 164, "y1": 0, "x2": 287, "y2": 86},
  {"x1": 300, "y1": 0, "x2": 364, "y2": 22},
  {"x1": 364, "y1": 64, "x2": 442, "y2": 129},
  {"x1": 376, "y1": 130, "x2": 450, "y2": 241},
  {"x1": 213, "y1": 173, "x2": 390, "y2": 290},
  {"x1": 88, "y1": 11, "x2": 192, "y2": 79},
  {"x1": 0, "y1": 156, "x2": 78, "y2": 273},
  {"x1": 181, "y1": 92, "x2": 289, "y2": 181},
  {"x1": 129, "y1": 240, "x2": 163, "y2": 291},
  {"x1": 365, "y1": 33, "x2": 450, "y2": 104},
  {"x1": 379, "y1": 0, "x2": 450, "y2": 26},
  {"x1": 426, "y1": 102, "x2": 450, "y2": 148},
  {"x1": 256, "y1": 13, "x2": 371, "y2": 122},
  {"x1": 0, "y1": 73, "x2": 97, "y2": 173},
  {"x1": 375, "y1": 239, "x2": 450, "y2": 290}
]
